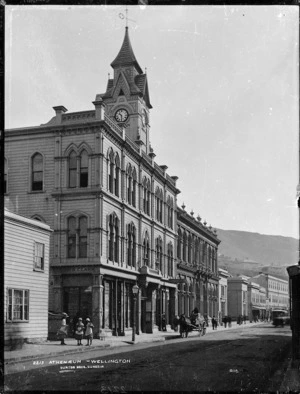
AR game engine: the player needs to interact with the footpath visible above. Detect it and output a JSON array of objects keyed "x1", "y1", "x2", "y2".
[{"x1": 4, "y1": 321, "x2": 299, "y2": 391}]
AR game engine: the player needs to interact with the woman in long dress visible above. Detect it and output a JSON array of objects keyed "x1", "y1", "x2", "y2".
[{"x1": 57, "y1": 312, "x2": 69, "y2": 345}]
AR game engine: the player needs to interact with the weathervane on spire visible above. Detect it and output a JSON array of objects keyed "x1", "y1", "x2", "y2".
[{"x1": 119, "y1": 6, "x2": 136, "y2": 28}]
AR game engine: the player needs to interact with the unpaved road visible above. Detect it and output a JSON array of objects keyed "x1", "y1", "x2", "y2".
[{"x1": 4, "y1": 324, "x2": 292, "y2": 392}]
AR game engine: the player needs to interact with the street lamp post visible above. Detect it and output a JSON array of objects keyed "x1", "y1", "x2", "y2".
[{"x1": 132, "y1": 284, "x2": 139, "y2": 343}]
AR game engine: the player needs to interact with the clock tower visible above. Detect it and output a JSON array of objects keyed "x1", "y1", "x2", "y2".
[{"x1": 96, "y1": 27, "x2": 152, "y2": 153}]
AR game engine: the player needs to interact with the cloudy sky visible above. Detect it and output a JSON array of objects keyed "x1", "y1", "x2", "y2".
[{"x1": 5, "y1": 5, "x2": 299, "y2": 238}]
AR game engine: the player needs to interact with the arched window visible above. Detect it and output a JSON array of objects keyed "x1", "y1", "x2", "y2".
[
  {"x1": 143, "y1": 178, "x2": 147, "y2": 213},
  {"x1": 32, "y1": 153, "x2": 43, "y2": 191},
  {"x1": 147, "y1": 180, "x2": 151, "y2": 215},
  {"x1": 108, "y1": 213, "x2": 119, "y2": 263},
  {"x1": 155, "y1": 237, "x2": 163, "y2": 272},
  {"x1": 79, "y1": 150, "x2": 88, "y2": 188},
  {"x1": 177, "y1": 229, "x2": 182, "y2": 260},
  {"x1": 68, "y1": 216, "x2": 76, "y2": 258},
  {"x1": 79, "y1": 216, "x2": 87, "y2": 257},
  {"x1": 108, "y1": 150, "x2": 114, "y2": 194},
  {"x1": 114, "y1": 154, "x2": 120, "y2": 197},
  {"x1": 132, "y1": 168, "x2": 137, "y2": 207},
  {"x1": 203, "y1": 243, "x2": 207, "y2": 266},
  {"x1": 155, "y1": 188, "x2": 163, "y2": 223},
  {"x1": 69, "y1": 151, "x2": 77, "y2": 188},
  {"x1": 31, "y1": 215, "x2": 45, "y2": 223},
  {"x1": 114, "y1": 220, "x2": 119, "y2": 262},
  {"x1": 188, "y1": 234, "x2": 192, "y2": 264},
  {"x1": 167, "y1": 197, "x2": 173, "y2": 229},
  {"x1": 127, "y1": 164, "x2": 132, "y2": 205},
  {"x1": 167, "y1": 243, "x2": 173, "y2": 277},
  {"x1": 143, "y1": 177, "x2": 151, "y2": 215},
  {"x1": 4, "y1": 158, "x2": 7, "y2": 194},
  {"x1": 182, "y1": 231, "x2": 187, "y2": 261},
  {"x1": 143, "y1": 232, "x2": 150, "y2": 266},
  {"x1": 127, "y1": 223, "x2": 136, "y2": 268},
  {"x1": 195, "y1": 238, "x2": 199, "y2": 265}
]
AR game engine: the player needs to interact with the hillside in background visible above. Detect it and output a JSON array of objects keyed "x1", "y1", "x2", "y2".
[{"x1": 216, "y1": 229, "x2": 298, "y2": 279}]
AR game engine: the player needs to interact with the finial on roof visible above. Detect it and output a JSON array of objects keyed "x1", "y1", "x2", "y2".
[
  {"x1": 145, "y1": 67, "x2": 147, "y2": 74},
  {"x1": 108, "y1": 73, "x2": 110, "y2": 80},
  {"x1": 182, "y1": 203, "x2": 186, "y2": 211}
]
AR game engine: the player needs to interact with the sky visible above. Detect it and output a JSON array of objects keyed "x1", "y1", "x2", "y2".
[{"x1": 5, "y1": 5, "x2": 299, "y2": 238}]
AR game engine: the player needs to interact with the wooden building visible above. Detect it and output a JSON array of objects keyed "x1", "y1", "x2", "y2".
[{"x1": 4, "y1": 209, "x2": 52, "y2": 347}]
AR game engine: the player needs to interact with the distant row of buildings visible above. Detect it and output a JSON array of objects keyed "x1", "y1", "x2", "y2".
[{"x1": 219, "y1": 268, "x2": 289, "y2": 323}]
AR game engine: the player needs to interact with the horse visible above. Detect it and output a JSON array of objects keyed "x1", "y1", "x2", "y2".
[
  {"x1": 191, "y1": 312, "x2": 207, "y2": 336},
  {"x1": 178, "y1": 314, "x2": 191, "y2": 338}
]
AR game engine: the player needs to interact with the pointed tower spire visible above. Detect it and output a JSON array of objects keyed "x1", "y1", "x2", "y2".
[{"x1": 111, "y1": 27, "x2": 143, "y2": 74}]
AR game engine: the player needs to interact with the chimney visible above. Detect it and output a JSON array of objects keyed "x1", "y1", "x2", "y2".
[
  {"x1": 93, "y1": 98, "x2": 105, "y2": 120},
  {"x1": 53, "y1": 106, "x2": 68, "y2": 124}
]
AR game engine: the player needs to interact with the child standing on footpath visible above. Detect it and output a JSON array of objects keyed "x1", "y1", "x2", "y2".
[
  {"x1": 75, "y1": 317, "x2": 84, "y2": 346},
  {"x1": 85, "y1": 318, "x2": 94, "y2": 346}
]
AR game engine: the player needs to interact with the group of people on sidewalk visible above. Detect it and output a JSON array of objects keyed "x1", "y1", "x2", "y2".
[{"x1": 56, "y1": 313, "x2": 94, "y2": 346}]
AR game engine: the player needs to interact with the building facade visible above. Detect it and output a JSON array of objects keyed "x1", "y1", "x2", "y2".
[
  {"x1": 5, "y1": 27, "x2": 180, "y2": 337},
  {"x1": 251, "y1": 273, "x2": 289, "y2": 318},
  {"x1": 227, "y1": 276, "x2": 249, "y2": 320},
  {"x1": 218, "y1": 268, "x2": 230, "y2": 323},
  {"x1": 4, "y1": 209, "x2": 52, "y2": 346},
  {"x1": 176, "y1": 206, "x2": 220, "y2": 320},
  {"x1": 247, "y1": 281, "x2": 267, "y2": 322}
]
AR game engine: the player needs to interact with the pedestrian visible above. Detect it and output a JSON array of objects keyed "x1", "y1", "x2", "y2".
[
  {"x1": 161, "y1": 313, "x2": 167, "y2": 331},
  {"x1": 212, "y1": 316, "x2": 217, "y2": 330},
  {"x1": 85, "y1": 318, "x2": 94, "y2": 346},
  {"x1": 72, "y1": 311, "x2": 80, "y2": 336},
  {"x1": 223, "y1": 316, "x2": 228, "y2": 328},
  {"x1": 75, "y1": 317, "x2": 84, "y2": 346},
  {"x1": 56, "y1": 312, "x2": 69, "y2": 345},
  {"x1": 190, "y1": 308, "x2": 199, "y2": 325},
  {"x1": 228, "y1": 315, "x2": 232, "y2": 328},
  {"x1": 173, "y1": 315, "x2": 180, "y2": 332}
]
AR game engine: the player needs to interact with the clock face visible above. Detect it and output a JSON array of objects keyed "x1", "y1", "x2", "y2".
[{"x1": 115, "y1": 109, "x2": 129, "y2": 123}]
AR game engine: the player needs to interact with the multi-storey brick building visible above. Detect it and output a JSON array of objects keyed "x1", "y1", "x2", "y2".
[
  {"x1": 251, "y1": 273, "x2": 289, "y2": 319},
  {"x1": 218, "y1": 267, "x2": 230, "y2": 323},
  {"x1": 5, "y1": 27, "x2": 181, "y2": 337},
  {"x1": 227, "y1": 275, "x2": 249, "y2": 320},
  {"x1": 247, "y1": 280, "x2": 267, "y2": 322},
  {"x1": 176, "y1": 206, "x2": 220, "y2": 319}
]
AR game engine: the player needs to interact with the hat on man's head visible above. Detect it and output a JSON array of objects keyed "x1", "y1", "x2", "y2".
[
  {"x1": 78, "y1": 318, "x2": 82, "y2": 321},
  {"x1": 62, "y1": 312, "x2": 68, "y2": 317},
  {"x1": 86, "y1": 318, "x2": 90, "y2": 322}
]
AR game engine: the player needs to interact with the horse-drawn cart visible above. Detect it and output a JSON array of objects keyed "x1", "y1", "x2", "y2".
[{"x1": 174, "y1": 312, "x2": 207, "y2": 338}]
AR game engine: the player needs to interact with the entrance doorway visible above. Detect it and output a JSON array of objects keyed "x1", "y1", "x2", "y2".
[{"x1": 63, "y1": 286, "x2": 92, "y2": 321}]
